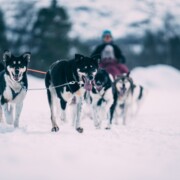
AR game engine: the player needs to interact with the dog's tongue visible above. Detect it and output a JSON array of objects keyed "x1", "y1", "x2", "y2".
[
  {"x1": 13, "y1": 75, "x2": 19, "y2": 81},
  {"x1": 96, "y1": 85, "x2": 102, "y2": 91},
  {"x1": 84, "y1": 79, "x2": 92, "y2": 91}
]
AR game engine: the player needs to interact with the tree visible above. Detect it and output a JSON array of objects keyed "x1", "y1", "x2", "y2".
[
  {"x1": 9, "y1": 1, "x2": 36, "y2": 54},
  {"x1": 0, "y1": 9, "x2": 8, "y2": 53},
  {"x1": 29, "y1": 0, "x2": 72, "y2": 72}
]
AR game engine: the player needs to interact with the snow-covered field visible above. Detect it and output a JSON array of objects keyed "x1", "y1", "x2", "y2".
[{"x1": 0, "y1": 65, "x2": 180, "y2": 180}]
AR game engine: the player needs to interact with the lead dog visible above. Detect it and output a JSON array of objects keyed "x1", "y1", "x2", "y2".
[
  {"x1": 0, "y1": 50, "x2": 31, "y2": 127},
  {"x1": 45, "y1": 54, "x2": 100, "y2": 133}
]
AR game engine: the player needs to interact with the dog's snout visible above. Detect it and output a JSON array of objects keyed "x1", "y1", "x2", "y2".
[
  {"x1": 96, "y1": 81, "x2": 102, "y2": 86},
  {"x1": 88, "y1": 75, "x2": 94, "y2": 80},
  {"x1": 121, "y1": 84, "x2": 126, "y2": 93},
  {"x1": 15, "y1": 69, "x2": 19, "y2": 75}
]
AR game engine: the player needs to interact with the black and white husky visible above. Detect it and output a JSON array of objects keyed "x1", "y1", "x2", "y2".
[
  {"x1": 45, "y1": 54, "x2": 100, "y2": 133},
  {"x1": 112, "y1": 73, "x2": 145, "y2": 125},
  {"x1": 85, "y1": 68, "x2": 114, "y2": 129},
  {"x1": 0, "y1": 50, "x2": 31, "y2": 127}
]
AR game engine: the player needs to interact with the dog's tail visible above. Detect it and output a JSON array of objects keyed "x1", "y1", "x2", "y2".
[
  {"x1": 137, "y1": 85, "x2": 143, "y2": 100},
  {"x1": 45, "y1": 71, "x2": 52, "y2": 105}
]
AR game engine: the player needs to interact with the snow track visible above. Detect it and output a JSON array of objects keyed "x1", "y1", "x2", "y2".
[{"x1": 0, "y1": 65, "x2": 180, "y2": 180}]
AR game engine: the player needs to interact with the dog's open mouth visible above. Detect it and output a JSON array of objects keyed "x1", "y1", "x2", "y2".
[
  {"x1": 95, "y1": 84, "x2": 103, "y2": 91},
  {"x1": 82, "y1": 76, "x2": 93, "y2": 91},
  {"x1": 118, "y1": 87, "x2": 126, "y2": 98},
  {"x1": 12, "y1": 73, "x2": 21, "y2": 81}
]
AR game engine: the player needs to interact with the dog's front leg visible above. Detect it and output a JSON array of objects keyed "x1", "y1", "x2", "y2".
[
  {"x1": 92, "y1": 105, "x2": 100, "y2": 129},
  {"x1": 59, "y1": 99, "x2": 67, "y2": 123},
  {"x1": 50, "y1": 103, "x2": 59, "y2": 132},
  {"x1": 0, "y1": 105, "x2": 3, "y2": 123},
  {"x1": 114, "y1": 109, "x2": 119, "y2": 125},
  {"x1": 3, "y1": 103, "x2": 14, "y2": 125},
  {"x1": 14, "y1": 103, "x2": 23, "y2": 128},
  {"x1": 122, "y1": 104, "x2": 128, "y2": 125},
  {"x1": 104, "y1": 99, "x2": 114, "y2": 129},
  {"x1": 75, "y1": 96, "x2": 83, "y2": 133},
  {"x1": 49, "y1": 89, "x2": 59, "y2": 132},
  {"x1": 105, "y1": 110, "x2": 112, "y2": 130}
]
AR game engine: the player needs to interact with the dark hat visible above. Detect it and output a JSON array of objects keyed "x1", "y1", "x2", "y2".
[{"x1": 102, "y1": 30, "x2": 112, "y2": 37}]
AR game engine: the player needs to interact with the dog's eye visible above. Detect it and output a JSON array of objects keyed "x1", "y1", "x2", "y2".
[
  {"x1": 90, "y1": 65, "x2": 96, "y2": 71},
  {"x1": 13, "y1": 61, "x2": 16, "y2": 64},
  {"x1": 81, "y1": 66, "x2": 88, "y2": 71}
]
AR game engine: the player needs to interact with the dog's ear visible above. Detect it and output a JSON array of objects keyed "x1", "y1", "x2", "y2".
[
  {"x1": 75, "y1": 54, "x2": 84, "y2": 62},
  {"x1": 126, "y1": 71, "x2": 130, "y2": 77},
  {"x1": 91, "y1": 54, "x2": 101, "y2": 63},
  {"x1": 23, "y1": 52, "x2": 31, "y2": 62},
  {"x1": 75, "y1": 54, "x2": 85, "y2": 67},
  {"x1": 3, "y1": 50, "x2": 11, "y2": 62}
]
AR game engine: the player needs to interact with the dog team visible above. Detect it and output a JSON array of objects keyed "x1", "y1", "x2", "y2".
[
  {"x1": 0, "y1": 30, "x2": 144, "y2": 133},
  {"x1": 0, "y1": 30, "x2": 145, "y2": 133}
]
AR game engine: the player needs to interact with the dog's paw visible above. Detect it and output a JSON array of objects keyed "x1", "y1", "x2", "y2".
[
  {"x1": 95, "y1": 123, "x2": 101, "y2": 129},
  {"x1": 94, "y1": 123, "x2": 99, "y2": 128},
  {"x1": 105, "y1": 127, "x2": 111, "y2": 130},
  {"x1": 76, "y1": 127, "x2": 83, "y2": 133},
  {"x1": 6, "y1": 119, "x2": 13, "y2": 125},
  {"x1": 96, "y1": 126, "x2": 101, "y2": 129},
  {"x1": 14, "y1": 123, "x2": 19, "y2": 128},
  {"x1": 122, "y1": 120, "x2": 126, "y2": 125},
  {"x1": 51, "y1": 126, "x2": 59, "y2": 132}
]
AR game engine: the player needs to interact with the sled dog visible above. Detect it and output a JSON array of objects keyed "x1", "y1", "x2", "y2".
[
  {"x1": 0, "y1": 50, "x2": 31, "y2": 127},
  {"x1": 45, "y1": 54, "x2": 100, "y2": 133},
  {"x1": 113, "y1": 73, "x2": 145, "y2": 125},
  {"x1": 85, "y1": 68, "x2": 115, "y2": 129}
]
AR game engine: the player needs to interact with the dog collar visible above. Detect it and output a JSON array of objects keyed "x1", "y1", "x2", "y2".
[{"x1": 10, "y1": 87, "x2": 23, "y2": 99}]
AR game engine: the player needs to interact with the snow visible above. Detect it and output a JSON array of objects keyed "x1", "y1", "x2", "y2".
[
  {"x1": 0, "y1": 64, "x2": 180, "y2": 180},
  {"x1": 131, "y1": 64, "x2": 180, "y2": 90}
]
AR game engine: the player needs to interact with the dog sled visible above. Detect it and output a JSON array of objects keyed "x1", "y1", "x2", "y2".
[{"x1": 99, "y1": 58, "x2": 129, "y2": 79}]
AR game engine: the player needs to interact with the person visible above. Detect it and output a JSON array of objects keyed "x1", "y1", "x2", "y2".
[{"x1": 91, "y1": 30, "x2": 129, "y2": 78}]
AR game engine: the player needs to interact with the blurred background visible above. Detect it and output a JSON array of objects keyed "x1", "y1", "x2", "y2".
[{"x1": 0, "y1": 0, "x2": 179, "y2": 77}]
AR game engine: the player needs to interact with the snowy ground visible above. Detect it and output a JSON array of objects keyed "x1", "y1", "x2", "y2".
[{"x1": 0, "y1": 65, "x2": 180, "y2": 180}]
